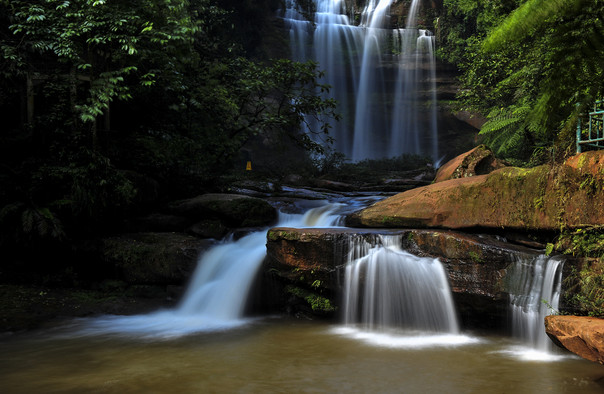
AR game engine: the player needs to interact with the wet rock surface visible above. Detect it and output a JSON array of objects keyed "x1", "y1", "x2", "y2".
[
  {"x1": 168, "y1": 193, "x2": 277, "y2": 227},
  {"x1": 264, "y1": 227, "x2": 547, "y2": 328}
]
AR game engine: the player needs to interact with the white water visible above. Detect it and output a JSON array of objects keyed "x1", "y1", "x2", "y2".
[
  {"x1": 341, "y1": 235, "x2": 464, "y2": 347},
  {"x1": 507, "y1": 255, "x2": 564, "y2": 352},
  {"x1": 72, "y1": 203, "x2": 344, "y2": 339},
  {"x1": 283, "y1": 0, "x2": 438, "y2": 162}
]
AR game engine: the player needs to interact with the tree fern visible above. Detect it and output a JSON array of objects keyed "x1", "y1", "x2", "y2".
[
  {"x1": 483, "y1": 0, "x2": 578, "y2": 51},
  {"x1": 479, "y1": 105, "x2": 531, "y2": 158},
  {"x1": 21, "y1": 207, "x2": 65, "y2": 241},
  {"x1": 481, "y1": 0, "x2": 603, "y2": 155}
]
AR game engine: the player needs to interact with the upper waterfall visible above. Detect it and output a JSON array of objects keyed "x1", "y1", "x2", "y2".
[{"x1": 283, "y1": 0, "x2": 438, "y2": 162}]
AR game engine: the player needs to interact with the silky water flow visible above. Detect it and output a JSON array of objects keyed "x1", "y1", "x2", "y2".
[
  {"x1": 283, "y1": 0, "x2": 438, "y2": 162},
  {"x1": 72, "y1": 203, "x2": 345, "y2": 338}
]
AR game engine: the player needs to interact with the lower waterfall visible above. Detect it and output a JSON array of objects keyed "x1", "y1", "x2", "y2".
[
  {"x1": 72, "y1": 202, "x2": 344, "y2": 338},
  {"x1": 342, "y1": 235, "x2": 459, "y2": 333},
  {"x1": 333, "y1": 234, "x2": 477, "y2": 348}
]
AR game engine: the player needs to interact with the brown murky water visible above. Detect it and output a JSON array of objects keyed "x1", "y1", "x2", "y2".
[{"x1": 0, "y1": 318, "x2": 602, "y2": 393}]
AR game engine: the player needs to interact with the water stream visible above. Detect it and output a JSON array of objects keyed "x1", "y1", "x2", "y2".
[
  {"x1": 507, "y1": 254, "x2": 565, "y2": 353},
  {"x1": 62, "y1": 203, "x2": 345, "y2": 339},
  {"x1": 1, "y1": 201, "x2": 602, "y2": 392},
  {"x1": 283, "y1": 0, "x2": 438, "y2": 162}
]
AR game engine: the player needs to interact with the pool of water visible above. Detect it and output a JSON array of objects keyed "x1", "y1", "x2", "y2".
[{"x1": 1, "y1": 318, "x2": 602, "y2": 393}]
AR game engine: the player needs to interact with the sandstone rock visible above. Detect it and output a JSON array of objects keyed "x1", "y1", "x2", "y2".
[
  {"x1": 264, "y1": 227, "x2": 546, "y2": 327},
  {"x1": 348, "y1": 150, "x2": 604, "y2": 232},
  {"x1": 434, "y1": 144, "x2": 506, "y2": 183},
  {"x1": 545, "y1": 315, "x2": 604, "y2": 364},
  {"x1": 100, "y1": 233, "x2": 213, "y2": 285},
  {"x1": 168, "y1": 193, "x2": 277, "y2": 227}
]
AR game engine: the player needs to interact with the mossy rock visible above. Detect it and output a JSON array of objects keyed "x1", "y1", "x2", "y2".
[{"x1": 100, "y1": 233, "x2": 213, "y2": 285}]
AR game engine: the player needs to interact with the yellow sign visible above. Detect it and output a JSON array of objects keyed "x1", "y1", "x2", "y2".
[{"x1": 246, "y1": 161, "x2": 252, "y2": 171}]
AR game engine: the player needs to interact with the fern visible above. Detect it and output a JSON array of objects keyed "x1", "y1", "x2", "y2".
[
  {"x1": 20, "y1": 207, "x2": 65, "y2": 241},
  {"x1": 483, "y1": 0, "x2": 576, "y2": 52},
  {"x1": 479, "y1": 105, "x2": 531, "y2": 158}
]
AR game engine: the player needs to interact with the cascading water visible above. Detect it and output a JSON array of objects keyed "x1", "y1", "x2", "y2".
[
  {"x1": 506, "y1": 254, "x2": 564, "y2": 352},
  {"x1": 342, "y1": 235, "x2": 459, "y2": 333},
  {"x1": 283, "y1": 0, "x2": 438, "y2": 162},
  {"x1": 74, "y1": 203, "x2": 344, "y2": 338},
  {"x1": 334, "y1": 234, "x2": 478, "y2": 348}
]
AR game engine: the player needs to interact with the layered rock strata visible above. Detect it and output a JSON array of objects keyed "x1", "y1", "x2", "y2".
[{"x1": 264, "y1": 227, "x2": 552, "y2": 328}]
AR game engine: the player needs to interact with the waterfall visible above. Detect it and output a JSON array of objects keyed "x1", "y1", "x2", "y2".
[
  {"x1": 342, "y1": 235, "x2": 459, "y2": 333},
  {"x1": 507, "y1": 255, "x2": 564, "y2": 351},
  {"x1": 283, "y1": 0, "x2": 438, "y2": 162},
  {"x1": 74, "y1": 203, "x2": 344, "y2": 338}
]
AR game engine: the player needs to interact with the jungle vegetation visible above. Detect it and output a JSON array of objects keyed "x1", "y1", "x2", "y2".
[
  {"x1": 438, "y1": 0, "x2": 604, "y2": 165},
  {"x1": 0, "y1": 0, "x2": 338, "y2": 260},
  {"x1": 0, "y1": 0, "x2": 603, "y2": 280}
]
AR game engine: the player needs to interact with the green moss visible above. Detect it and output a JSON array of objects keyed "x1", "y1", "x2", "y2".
[
  {"x1": 468, "y1": 251, "x2": 483, "y2": 264},
  {"x1": 577, "y1": 153, "x2": 589, "y2": 169},
  {"x1": 285, "y1": 285, "x2": 336, "y2": 313},
  {"x1": 267, "y1": 230, "x2": 300, "y2": 242},
  {"x1": 533, "y1": 196, "x2": 544, "y2": 211}
]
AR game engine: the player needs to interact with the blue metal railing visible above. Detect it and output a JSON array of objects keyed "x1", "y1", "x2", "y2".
[{"x1": 577, "y1": 100, "x2": 604, "y2": 153}]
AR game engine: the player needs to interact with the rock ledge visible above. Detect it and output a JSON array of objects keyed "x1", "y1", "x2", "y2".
[{"x1": 545, "y1": 315, "x2": 604, "y2": 364}]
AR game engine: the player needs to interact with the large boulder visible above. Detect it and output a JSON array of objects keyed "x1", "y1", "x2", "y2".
[
  {"x1": 168, "y1": 193, "x2": 277, "y2": 227},
  {"x1": 434, "y1": 144, "x2": 506, "y2": 183},
  {"x1": 545, "y1": 315, "x2": 604, "y2": 364},
  {"x1": 348, "y1": 150, "x2": 604, "y2": 232},
  {"x1": 100, "y1": 233, "x2": 213, "y2": 285}
]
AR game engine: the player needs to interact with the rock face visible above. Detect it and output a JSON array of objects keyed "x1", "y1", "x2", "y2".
[
  {"x1": 545, "y1": 315, "x2": 604, "y2": 364},
  {"x1": 168, "y1": 193, "x2": 277, "y2": 228},
  {"x1": 100, "y1": 233, "x2": 213, "y2": 285},
  {"x1": 348, "y1": 150, "x2": 604, "y2": 231},
  {"x1": 264, "y1": 227, "x2": 548, "y2": 328},
  {"x1": 434, "y1": 144, "x2": 506, "y2": 183}
]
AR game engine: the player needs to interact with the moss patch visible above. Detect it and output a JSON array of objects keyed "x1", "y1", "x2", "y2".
[{"x1": 285, "y1": 285, "x2": 336, "y2": 314}]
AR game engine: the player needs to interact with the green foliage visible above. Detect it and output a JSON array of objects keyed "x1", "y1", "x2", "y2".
[
  {"x1": 564, "y1": 263, "x2": 604, "y2": 318},
  {"x1": 285, "y1": 285, "x2": 336, "y2": 314},
  {"x1": 479, "y1": 105, "x2": 531, "y2": 158},
  {"x1": 554, "y1": 227, "x2": 604, "y2": 259},
  {"x1": 441, "y1": 0, "x2": 604, "y2": 163},
  {"x1": 0, "y1": 0, "x2": 340, "y2": 274}
]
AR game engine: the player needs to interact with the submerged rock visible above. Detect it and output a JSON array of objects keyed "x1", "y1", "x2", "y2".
[
  {"x1": 545, "y1": 315, "x2": 604, "y2": 364},
  {"x1": 348, "y1": 150, "x2": 604, "y2": 232}
]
